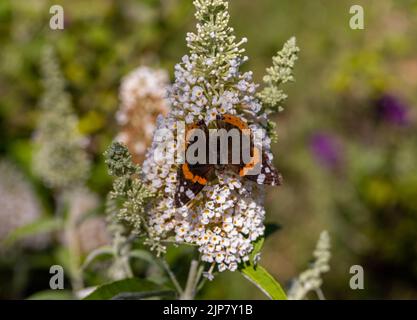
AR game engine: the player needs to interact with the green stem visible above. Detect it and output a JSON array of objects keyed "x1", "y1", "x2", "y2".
[
  {"x1": 57, "y1": 191, "x2": 84, "y2": 292},
  {"x1": 161, "y1": 259, "x2": 184, "y2": 296},
  {"x1": 180, "y1": 260, "x2": 199, "y2": 300},
  {"x1": 194, "y1": 264, "x2": 205, "y2": 292},
  {"x1": 315, "y1": 288, "x2": 326, "y2": 300},
  {"x1": 121, "y1": 256, "x2": 134, "y2": 278},
  {"x1": 196, "y1": 262, "x2": 215, "y2": 291}
]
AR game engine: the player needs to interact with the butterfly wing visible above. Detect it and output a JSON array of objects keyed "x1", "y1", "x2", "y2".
[
  {"x1": 217, "y1": 114, "x2": 282, "y2": 186},
  {"x1": 216, "y1": 114, "x2": 251, "y2": 167},
  {"x1": 175, "y1": 120, "x2": 214, "y2": 208},
  {"x1": 242, "y1": 149, "x2": 283, "y2": 186},
  {"x1": 175, "y1": 163, "x2": 214, "y2": 208}
]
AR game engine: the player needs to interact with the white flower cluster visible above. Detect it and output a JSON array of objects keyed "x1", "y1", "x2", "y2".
[
  {"x1": 61, "y1": 187, "x2": 110, "y2": 255},
  {"x1": 33, "y1": 46, "x2": 90, "y2": 189},
  {"x1": 170, "y1": 55, "x2": 264, "y2": 125},
  {"x1": 288, "y1": 231, "x2": 331, "y2": 300},
  {"x1": 119, "y1": 66, "x2": 168, "y2": 108},
  {"x1": 0, "y1": 160, "x2": 49, "y2": 250},
  {"x1": 142, "y1": 0, "x2": 276, "y2": 274},
  {"x1": 257, "y1": 37, "x2": 300, "y2": 113},
  {"x1": 116, "y1": 66, "x2": 170, "y2": 163}
]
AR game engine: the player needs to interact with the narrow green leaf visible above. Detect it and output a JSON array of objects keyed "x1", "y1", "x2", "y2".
[
  {"x1": 3, "y1": 217, "x2": 63, "y2": 246},
  {"x1": 26, "y1": 290, "x2": 74, "y2": 300},
  {"x1": 250, "y1": 223, "x2": 281, "y2": 263},
  {"x1": 83, "y1": 278, "x2": 173, "y2": 300},
  {"x1": 240, "y1": 264, "x2": 287, "y2": 300},
  {"x1": 81, "y1": 246, "x2": 114, "y2": 271},
  {"x1": 250, "y1": 237, "x2": 265, "y2": 263},
  {"x1": 129, "y1": 249, "x2": 159, "y2": 266},
  {"x1": 111, "y1": 290, "x2": 173, "y2": 300}
]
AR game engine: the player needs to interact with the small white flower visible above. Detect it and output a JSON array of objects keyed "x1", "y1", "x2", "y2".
[
  {"x1": 203, "y1": 271, "x2": 215, "y2": 281},
  {"x1": 218, "y1": 263, "x2": 227, "y2": 272},
  {"x1": 228, "y1": 262, "x2": 238, "y2": 271},
  {"x1": 211, "y1": 234, "x2": 220, "y2": 244},
  {"x1": 215, "y1": 252, "x2": 225, "y2": 263},
  {"x1": 222, "y1": 222, "x2": 233, "y2": 233}
]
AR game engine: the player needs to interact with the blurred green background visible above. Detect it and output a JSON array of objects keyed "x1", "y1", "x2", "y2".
[{"x1": 1, "y1": 0, "x2": 417, "y2": 299}]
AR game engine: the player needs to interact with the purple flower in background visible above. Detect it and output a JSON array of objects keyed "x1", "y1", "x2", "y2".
[
  {"x1": 309, "y1": 133, "x2": 343, "y2": 170},
  {"x1": 376, "y1": 94, "x2": 410, "y2": 126}
]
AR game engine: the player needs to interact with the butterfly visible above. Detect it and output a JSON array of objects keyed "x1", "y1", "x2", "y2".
[{"x1": 174, "y1": 114, "x2": 282, "y2": 208}]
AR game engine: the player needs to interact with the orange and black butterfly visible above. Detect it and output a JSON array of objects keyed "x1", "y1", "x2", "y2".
[{"x1": 175, "y1": 114, "x2": 282, "y2": 208}]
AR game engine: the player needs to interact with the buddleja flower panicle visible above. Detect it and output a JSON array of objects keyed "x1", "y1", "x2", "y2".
[
  {"x1": 258, "y1": 37, "x2": 300, "y2": 114},
  {"x1": 116, "y1": 66, "x2": 170, "y2": 164},
  {"x1": 104, "y1": 142, "x2": 154, "y2": 234},
  {"x1": 61, "y1": 187, "x2": 110, "y2": 255},
  {"x1": 104, "y1": 141, "x2": 138, "y2": 178},
  {"x1": 288, "y1": 231, "x2": 331, "y2": 300},
  {"x1": 0, "y1": 160, "x2": 49, "y2": 249},
  {"x1": 185, "y1": 0, "x2": 248, "y2": 95},
  {"x1": 33, "y1": 45, "x2": 91, "y2": 189},
  {"x1": 141, "y1": 0, "x2": 298, "y2": 275}
]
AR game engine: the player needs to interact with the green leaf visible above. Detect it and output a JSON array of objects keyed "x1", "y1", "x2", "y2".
[
  {"x1": 26, "y1": 290, "x2": 74, "y2": 300},
  {"x1": 81, "y1": 246, "x2": 114, "y2": 271},
  {"x1": 129, "y1": 249, "x2": 159, "y2": 265},
  {"x1": 240, "y1": 264, "x2": 287, "y2": 300},
  {"x1": 83, "y1": 278, "x2": 174, "y2": 300},
  {"x1": 241, "y1": 223, "x2": 285, "y2": 299},
  {"x1": 111, "y1": 291, "x2": 173, "y2": 300},
  {"x1": 3, "y1": 217, "x2": 63, "y2": 246},
  {"x1": 250, "y1": 223, "x2": 281, "y2": 263},
  {"x1": 250, "y1": 237, "x2": 265, "y2": 263}
]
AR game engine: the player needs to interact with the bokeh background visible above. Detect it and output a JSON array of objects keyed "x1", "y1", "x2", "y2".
[{"x1": 1, "y1": 0, "x2": 417, "y2": 299}]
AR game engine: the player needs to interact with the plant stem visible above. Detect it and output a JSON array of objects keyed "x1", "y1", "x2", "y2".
[
  {"x1": 161, "y1": 259, "x2": 184, "y2": 296},
  {"x1": 196, "y1": 262, "x2": 215, "y2": 291},
  {"x1": 57, "y1": 192, "x2": 84, "y2": 292},
  {"x1": 180, "y1": 260, "x2": 199, "y2": 300},
  {"x1": 316, "y1": 288, "x2": 326, "y2": 300},
  {"x1": 121, "y1": 256, "x2": 134, "y2": 278},
  {"x1": 194, "y1": 264, "x2": 205, "y2": 292}
]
